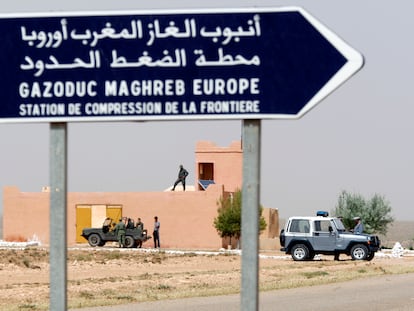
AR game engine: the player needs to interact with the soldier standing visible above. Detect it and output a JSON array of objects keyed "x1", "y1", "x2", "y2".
[
  {"x1": 172, "y1": 164, "x2": 189, "y2": 191},
  {"x1": 136, "y1": 218, "x2": 144, "y2": 231},
  {"x1": 115, "y1": 218, "x2": 126, "y2": 248},
  {"x1": 136, "y1": 218, "x2": 144, "y2": 248}
]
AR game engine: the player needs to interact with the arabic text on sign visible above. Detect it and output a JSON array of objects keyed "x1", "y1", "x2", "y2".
[{"x1": 20, "y1": 15, "x2": 262, "y2": 48}]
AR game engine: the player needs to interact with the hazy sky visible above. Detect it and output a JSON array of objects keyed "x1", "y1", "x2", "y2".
[{"x1": 1, "y1": 0, "x2": 413, "y2": 221}]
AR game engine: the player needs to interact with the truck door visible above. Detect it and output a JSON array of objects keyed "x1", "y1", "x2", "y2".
[{"x1": 312, "y1": 219, "x2": 337, "y2": 251}]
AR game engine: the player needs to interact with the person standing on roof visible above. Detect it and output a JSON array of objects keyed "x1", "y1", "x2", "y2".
[{"x1": 172, "y1": 164, "x2": 189, "y2": 191}]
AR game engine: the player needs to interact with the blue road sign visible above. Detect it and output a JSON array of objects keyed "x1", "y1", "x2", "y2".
[{"x1": 0, "y1": 7, "x2": 363, "y2": 123}]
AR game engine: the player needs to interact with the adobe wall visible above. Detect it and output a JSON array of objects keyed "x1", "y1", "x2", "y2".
[
  {"x1": 113, "y1": 184, "x2": 225, "y2": 249},
  {"x1": 3, "y1": 186, "x2": 50, "y2": 243},
  {"x1": 259, "y1": 208, "x2": 280, "y2": 250},
  {"x1": 4, "y1": 184, "x2": 227, "y2": 249}
]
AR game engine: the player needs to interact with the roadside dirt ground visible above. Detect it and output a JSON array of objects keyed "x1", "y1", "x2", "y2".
[{"x1": 0, "y1": 246, "x2": 414, "y2": 311}]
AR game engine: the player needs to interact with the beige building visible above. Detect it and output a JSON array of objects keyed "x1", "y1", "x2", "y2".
[{"x1": 3, "y1": 140, "x2": 279, "y2": 249}]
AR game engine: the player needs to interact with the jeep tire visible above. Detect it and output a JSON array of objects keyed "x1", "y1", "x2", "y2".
[
  {"x1": 87, "y1": 233, "x2": 102, "y2": 247},
  {"x1": 279, "y1": 229, "x2": 285, "y2": 247},
  {"x1": 291, "y1": 244, "x2": 310, "y2": 261},
  {"x1": 308, "y1": 250, "x2": 315, "y2": 261},
  {"x1": 366, "y1": 252, "x2": 375, "y2": 261},
  {"x1": 124, "y1": 236, "x2": 136, "y2": 248},
  {"x1": 350, "y1": 244, "x2": 368, "y2": 260}
]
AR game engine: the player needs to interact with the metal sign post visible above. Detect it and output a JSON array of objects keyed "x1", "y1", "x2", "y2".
[
  {"x1": 241, "y1": 119, "x2": 261, "y2": 311},
  {"x1": 49, "y1": 122, "x2": 67, "y2": 310}
]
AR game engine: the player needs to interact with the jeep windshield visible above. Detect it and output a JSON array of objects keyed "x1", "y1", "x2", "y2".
[{"x1": 333, "y1": 218, "x2": 346, "y2": 232}]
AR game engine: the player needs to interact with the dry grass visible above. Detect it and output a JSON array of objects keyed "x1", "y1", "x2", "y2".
[{"x1": 0, "y1": 248, "x2": 414, "y2": 311}]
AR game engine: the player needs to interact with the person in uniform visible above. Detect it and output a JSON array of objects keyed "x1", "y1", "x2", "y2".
[
  {"x1": 172, "y1": 164, "x2": 189, "y2": 191},
  {"x1": 136, "y1": 218, "x2": 144, "y2": 248},
  {"x1": 353, "y1": 216, "x2": 364, "y2": 234},
  {"x1": 115, "y1": 218, "x2": 126, "y2": 248},
  {"x1": 126, "y1": 218, "x2": 135, "y2": 229},
  {"x1": 136, "y1": 218, "x2": 144, "y2": 231}
]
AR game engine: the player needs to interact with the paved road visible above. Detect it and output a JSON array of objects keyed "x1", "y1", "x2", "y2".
[{"x1": 71, "y1": 273, "x2": 414, "y2": 311}]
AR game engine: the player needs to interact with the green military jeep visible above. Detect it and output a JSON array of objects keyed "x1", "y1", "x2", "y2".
[{"x1": 81, "y1": 217, "x2": 151, "y2": 248}]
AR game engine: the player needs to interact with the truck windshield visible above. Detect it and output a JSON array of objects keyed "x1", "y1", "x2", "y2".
[{"x1": 333, "y1": 219, "x2": 346, "y2": 231}]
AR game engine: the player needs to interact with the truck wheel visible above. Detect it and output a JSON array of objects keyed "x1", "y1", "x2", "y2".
[
  {"x1": 279, "y1": 229, "x2": 285, "y2": 247},
  {"x1": 350, "y1": 244, "x2": 368, "y2": 260},
  {"x1": 87, "y1": 234, "x2": 101, "y2": 247},
  {"x1": 291, "y1": 244, "x2": 310, "y2": 261},
  {"x1": 124, "y1": 236, "x2": 135, "y2": 248},
  {"x1": 308, "y1": 250, "x2": 315, "y2": 261},
  {"x1": 366, "y1": 252, "x2": 375, "y2": 261}
]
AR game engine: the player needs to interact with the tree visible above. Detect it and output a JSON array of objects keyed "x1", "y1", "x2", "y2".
[
  {"x1": 213, "y1": 189, "x2": 266, "y2": 248},
  {"x1": 332, "y1": 190, "x2": 394, "y2": 235}
]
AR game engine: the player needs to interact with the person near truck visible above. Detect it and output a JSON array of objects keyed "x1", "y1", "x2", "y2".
[
  {"x1": 136, "y1": 218, "x2": 144, "y2": 231},
  {"x1": 136, "y1": 217, "x2": 144, "y2": 248},
  {"x1": 126, "y1": 218, "x2": 135, "y2": 229},
  {"x1": 353, "y1": 216, "x2": 364, "y2": 234},
  {"x1": 115, "y1": 218, "x2": 126, "y2": 248},
  {"x1": 153, "y1": 216, "x2": 160, "y2": 248}
]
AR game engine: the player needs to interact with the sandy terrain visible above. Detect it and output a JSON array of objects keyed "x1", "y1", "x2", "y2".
[{"x1": 0, "y1": 246, "x2": 413, "y2": 311}]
